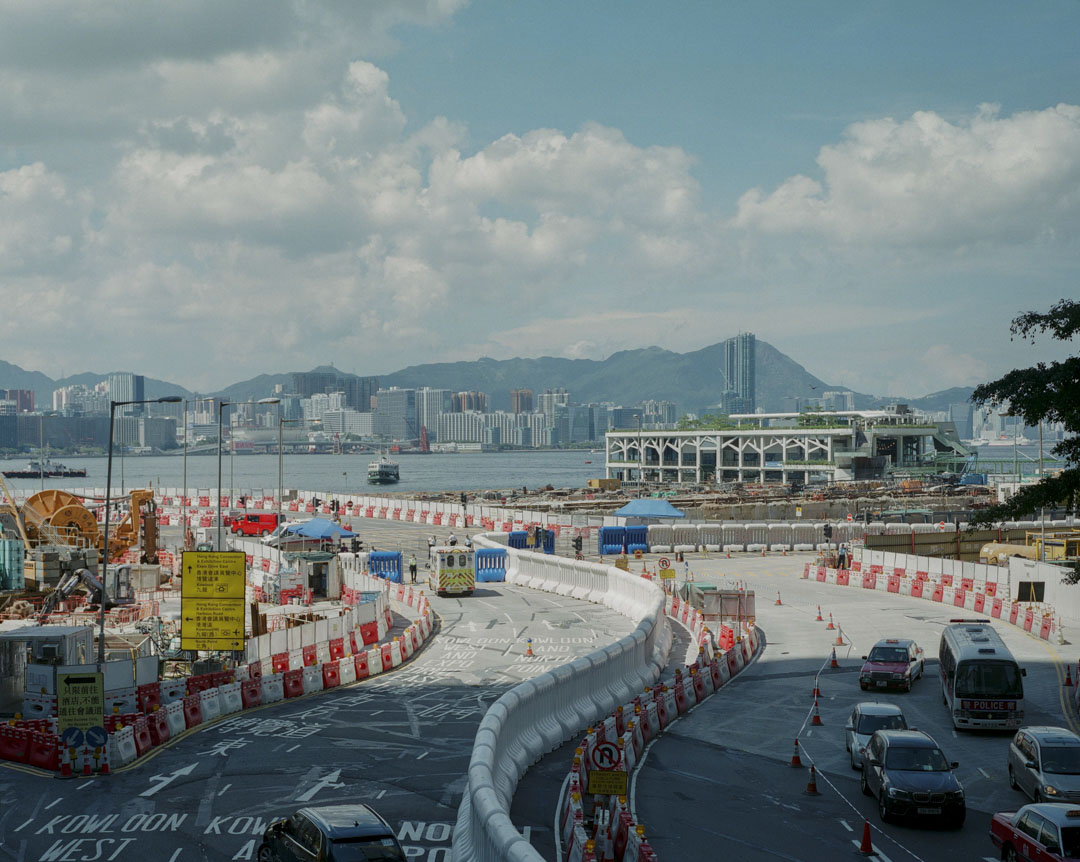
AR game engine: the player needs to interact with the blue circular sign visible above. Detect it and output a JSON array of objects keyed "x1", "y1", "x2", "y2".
[
  {"x1": 60, "y1": 726, "x2": 84, "y2": 749},
  {"x1": 85, "y1": 726, "x2": 108, "y2": 748}
]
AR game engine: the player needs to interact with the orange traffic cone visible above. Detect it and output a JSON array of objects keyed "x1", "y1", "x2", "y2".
[
  {"x1": 59, "y1": 743, "x2": 72, "y2": 778},
  {"x1": 726, "y1": 550, "x2": 731, "y2": 559},
  {"x1": 811, "y1": 699, "x2": 824, "y2": 726},
  {"x1": 82, "y1": 747, "x2": 92, "y2": 776},
  {"x1": 835, "y1": 628, "x2": 845, "y2": 647},
  {"x1": 525, "y1": 638, "x2": 534, "y2": 657},
  {"x1": 760, "y1": 547, "x2": 766, "y2": 557},
  {"x1": 782, "y1": 548, "x2": 788, "y2": 556},
  {"x1": 775, "y1": 591, "x2": 782, "y2": 606},
  {"x1": 1066, "y1": 667, "x2": 1074, "y2": 688},
  {"x1": 790, "y1": 739, "x2": 803, "y2": 768},
  {"x1": 857, "y1": 820, "x2": 874, "y2": 855},
  {"x1": 826, "y1": 613, "x2": 835, "y2": 630},
  {"x1": 830, "y1": 647, "x2": 840, "y2": 669},
  {"x1": 804, "y1": 765, "x2": 820, "y2": 795},
  {"x1": 815, "y1": 605, "x2": 823, "y2": 622},
  {"x1": 812, "y1": 679, "x2": 821, "y2": 698}
]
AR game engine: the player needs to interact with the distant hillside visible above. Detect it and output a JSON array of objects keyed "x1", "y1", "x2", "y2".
[{"x1": 0, "y1": 360, "x2": 194, "y2": 405}]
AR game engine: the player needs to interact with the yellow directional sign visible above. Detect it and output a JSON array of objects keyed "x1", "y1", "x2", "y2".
[
  {"x1": 588, "y1": 769, "x2": 628, "y2": 796},
  {"x1": 181, "y1": 597, "x2": 247, "y2": 651},
  {"x1": 181, "y1": 551, "x2": 246, "y2": 599},
  {"x1": 659, "y1": 567, "x2": 677, "y2": 580},
  {"x1": 57, "y1": 672, "x2": 104, "y2": 735}
]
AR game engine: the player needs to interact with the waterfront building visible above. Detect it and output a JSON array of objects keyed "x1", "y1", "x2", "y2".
[
  {"x1": 605, "y1": 408, "x2": 970, "y2": 485},
  {"x1": 437, "y1": 410, "x2": 486, "y2": 443},
  {"x1": 538, "y1": 388, "x2": 569, "y2": 427},
  {"x1": 108, "y1": 373, "x2": 145, "y2": 415},
  {"x1": 374, "y1": 387, "x2": 418, "y2": 440},
  {"x1": 417, "y1": 388, "x2": 453, "y2": 438},
  {"x1": 511, "y1": 389, "x2": 534, "y2": 414},
  {"x1": 453, "y1": 391, "x2": 487, "y2": 412},
  {"x1": 3, "y1": 389, "x2": 34, "y2": 413},
  {"x1": 608, "y1": 406, "x2": 643, "y2": 431},
  {"x1": 323, "y1": 409, "x2": 375, "y2": 437},
  {"x1": 343, "y1": 376, "x2": 378, "y2": 411}
]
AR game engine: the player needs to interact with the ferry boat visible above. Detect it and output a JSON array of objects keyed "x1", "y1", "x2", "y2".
[
  {"x1": 367, "y1": 456, "x2": 400, "y2": 485},
  {"x1": 3, "y1": 459, "x2": 88, "y2": 479}
]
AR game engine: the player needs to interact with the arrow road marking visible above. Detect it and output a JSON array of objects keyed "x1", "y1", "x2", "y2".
[
  {"x1": 140, "y1": 763, "x2": 197, "y2": 797},
  {"x1": 296, "y1": 768, "x2": 345, "y2": 802}
]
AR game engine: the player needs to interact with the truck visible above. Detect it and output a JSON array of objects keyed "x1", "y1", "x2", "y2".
[{"x1": 429, "y1": 548, "x2": 475, "y2": 597}]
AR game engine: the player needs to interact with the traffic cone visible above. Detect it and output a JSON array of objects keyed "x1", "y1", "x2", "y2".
[
  {"x1": 830, "y1": 647, "x2": 839, "y2": 669},
  {"x1": 835, "y1": 628, "x2": 845, "y2": 647},
  {"x1": 826, "y1": 613, "x2": 835, "y2": 630},
  {"x1": 525, "y1": 638, "x2": 534, "y2": 657},
  {"x1": 775, "y1": 591, "x2": 782, "y2": 606},
  {"x1": 789, "y1": 739, "x2": 803, "y2": 768},
  {"x1": 1066, "y1": 666, "x2": 1073, "y2": 688},
  {"x1": 811, "y1": 699, "x2": 824, "y2": 726},
  {"x1": 726, "y1": 550, "x2": 731, "y2": 559},
  {"x1": 812, "y1": 679, "x2": 821, "y2": 698},
  {"x1": 857, "y1": 820, "x2": 874, "y2": 855},
  {"x1": 59, "y1": 743, "x2": 72, "y2": 778},
  {"x1": 804, "y1": 765, "x2": 820, "y2": 795},
  {"x1": 815, "y1": 605, "x2": 823, "y2": 622},
  {"x1": 81, "y1": 746, "x2": 92, "y2": 776},
  {"x1": 782, "y1": 548, "x2": 787, "y2": 556},
  {"x1": 760, "y1": 547, "x2": 766, "y2": 557}
]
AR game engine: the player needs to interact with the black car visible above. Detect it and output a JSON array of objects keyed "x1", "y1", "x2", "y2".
[
  {"x1": 258, "y1": 805, "x2": 407, "y2": 862},
  {"x1": 861, "y1": 729, "x2": 966, "y2": 828}
]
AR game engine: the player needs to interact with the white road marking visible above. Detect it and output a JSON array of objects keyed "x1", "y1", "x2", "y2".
[
  {"x1": 850, "y1": 839, "x2": 894, "y2": 862},
  {"x1": 952, "y1": 730, "x2": 958, "y2": 738},
  {"x1": 218, "y1": 784, "x2": 231, "y2": 796},
  {"x1": 377, "y1": 789, "x2": 386, "y2": 799},
  {"x1": 76, "y1": 780, "x2": 95, "y2": 790},
  {"x1": 371, "y1": 710, "x2": 383, "y2": 716},
  {"x1": 839, "y1": 819, "x2": 852, "y2": 832},
  {"x1": 13, "y1": 818, "x2": 32, "y2": 833},
  {"x1": 140, "y1": 763, "x2": 197, "y2": 798},
  {"x1": 296, "y1": 768, "x2": 345, "y2": 802},
  {"x1": 44, "y1": 798, "x2": 63, "y2": 810},
  {"x1": 286, "y1": 744, "x2": 301, "y2": 753},
  {"x1": 167, "y1": 850, "x2": 182, "y2": 862},
  {"x1": 979, "y1": 767, "x2": 992, "y2": 779},
  {"x1": 417, "y1": 751, "x2": 428, "y2": 760}
]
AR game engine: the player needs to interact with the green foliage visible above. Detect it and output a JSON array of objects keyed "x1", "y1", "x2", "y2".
[
  {"x1": 677, "y1": 413, "x2": 736, "y2": 430},
  {"x1": 971, "y1": 299, "x2": 1079, "y2": 529}
]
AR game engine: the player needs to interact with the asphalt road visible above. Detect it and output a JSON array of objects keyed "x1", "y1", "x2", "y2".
[
  {"x1": 632, "y1": 552, "x2": 1075, "y2": 862},
  {"x1": 0, "y1": 576, "x2": 633, "y2": 862}
]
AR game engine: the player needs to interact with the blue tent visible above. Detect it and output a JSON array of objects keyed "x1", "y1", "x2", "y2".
[
  {"x1": 613, "y1": 499, "x2": 686, "y2": 519},
  {"x1": 285, "y1": 518, "x2": 356, "y2": 539}
]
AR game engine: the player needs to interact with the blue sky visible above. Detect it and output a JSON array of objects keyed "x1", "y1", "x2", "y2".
[{"x1": 0, "y1": 1, "x2": 1077, "y2": 397}]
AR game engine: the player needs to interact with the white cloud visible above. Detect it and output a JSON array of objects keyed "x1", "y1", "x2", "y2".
[{"x1": 734, "y1": 103, "x2": 1080, "y2": 248}]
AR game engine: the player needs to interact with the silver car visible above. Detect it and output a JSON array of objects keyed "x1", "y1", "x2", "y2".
[
  {"x1": 1008, "y1": 726, "x2": 1080, "y2": 802},
  {"x1": 845, "y1": 702, "x2": 908, "y2": 770}
]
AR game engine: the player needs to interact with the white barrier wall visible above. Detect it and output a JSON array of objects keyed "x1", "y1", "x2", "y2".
[
  {"x1": 453, "y1": 536, "x2": 671, "y2": 862},
  {"x1": 854, "y1": 547, "x2": 1012, "y2": 595}
]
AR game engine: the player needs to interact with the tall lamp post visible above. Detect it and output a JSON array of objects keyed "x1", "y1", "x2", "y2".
[
  {"x1": 218, "y1": 398, "x2": 279, "y2": 551},
  {"x1": 101, "y1": 395, "x2": 182, "y2": 666},
  {"x1": 278, "y1": 414, "x2": 301, "y2": 530}
]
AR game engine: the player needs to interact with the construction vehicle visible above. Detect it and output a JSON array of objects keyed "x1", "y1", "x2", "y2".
[{"x1": 37, "y1": 565, "x2": 134, "y2": 620}]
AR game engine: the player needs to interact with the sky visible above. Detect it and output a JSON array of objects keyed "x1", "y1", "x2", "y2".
[{"x1": 1, "y1": 0, "x2": 1078, "y2": 397}]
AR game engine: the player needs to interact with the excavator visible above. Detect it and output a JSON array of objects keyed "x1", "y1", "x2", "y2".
[{"x1": 36, "y1": 565, "x2": 134, "y2": 620}]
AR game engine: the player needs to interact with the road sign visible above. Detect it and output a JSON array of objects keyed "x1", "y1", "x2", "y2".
[
  {"x1": 181, "y1": 597, "x2": 247, "y2": 650},
  {"x1": 60, "y1": 726, "x2": 84, "y2": 749},
  {"x1": 85, "y1": 726, "x2": 108, "y2": 748},
  {"x1": 181, "y1": 551, "x2": 246, "y2": 599},
  {"x1": 588, "y1": 769, "x2": 628, "y2": 795},
  {"x1": 57, "y1": 672, "x2": 103, "y2": 738},
  {"x1": 181, "y1": 550, "x2": 247, "y2": 651},
  {"x1": 657, "y1": 557, "x2": 671, "y2": 570},
  {"x1": 590, "y1": 741, "x2": 620, "y2": 770},
  {"x1": 795, "y1": 505, "x2": 803, "y2": 519},
  {"x1": 846, "y1": 513, "x2": 853, "y2": 522},
  {"x1": 659, "y1": 568, "x2": 676, "y2": 580}
]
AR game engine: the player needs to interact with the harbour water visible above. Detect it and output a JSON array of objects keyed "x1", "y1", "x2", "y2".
[{"x1": 0, "y1": 450, "x2": 601, "y2": 496}]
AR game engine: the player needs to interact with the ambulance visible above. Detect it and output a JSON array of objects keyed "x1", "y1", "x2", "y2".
[{"x1": 429, "y1": 548, "x2": 476, "y2": 597}]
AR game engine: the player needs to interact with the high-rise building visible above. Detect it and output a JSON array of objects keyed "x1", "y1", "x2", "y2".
[
  {"x1": 374, "y1": 388, "x2": 418, "y2": 440},
  {"x1": 342, "y1": 376, "x2": 379, "y2": 411},
  {"x1": 948, "y1": 403, "x2": 974, "y2": 440},
  {"x1": 437, "y1": 411, "x2": 486, "y2": 443},
  {"x1": 417, "y1": 388, "x2": 453, "y2": 436},
  {"x1": 290, "y1": 370, "x2": 340, "y2": 399},
  {"x1": 3, "y1": 389, "x2": 34, "y2": 413},
  {"x1": 107, "y1": 373, "x2": 145, "y2": 415},
  {"x1": 538, "y1": 388, "x2": 569, "y2": 426},
  {"x1": 453, "y1": 391, "x2": 487, "y2": 412},
  {"x1": 821, "y1": 391, "x2": 855, "y2": 412},
  {"x1": 723, "y1": 333, "x2": 756, "y2": 414},
  {"x1": 511, "y1": 389, "x2": 534, "y2": 414}
]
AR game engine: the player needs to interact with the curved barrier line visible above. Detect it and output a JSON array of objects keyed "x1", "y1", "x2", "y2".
[{"x1": 451, "y1": 536, "x2": 672, "y2": 862}]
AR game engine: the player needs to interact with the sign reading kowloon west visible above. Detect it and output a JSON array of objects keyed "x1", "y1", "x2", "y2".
[{"x1": 181, "y1": 551, "x2": 247, "y2": 650}]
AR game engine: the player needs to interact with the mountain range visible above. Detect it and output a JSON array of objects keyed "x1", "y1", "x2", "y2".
[{"x1": 0, "y1": 341, "x2": 974, "y2": 415}]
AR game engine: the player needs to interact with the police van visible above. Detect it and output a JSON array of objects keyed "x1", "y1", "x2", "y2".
[{"x1": 429, "y1": 548, "x2": 475, "y2": 597}]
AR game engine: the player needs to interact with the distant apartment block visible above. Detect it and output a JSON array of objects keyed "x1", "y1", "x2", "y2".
[{"x1": 511, "y1": 389, "x2": 534, "y2": 413}]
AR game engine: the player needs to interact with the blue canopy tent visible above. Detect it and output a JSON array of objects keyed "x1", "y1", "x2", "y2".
[
  {"x1": 285, "y1": 518, "x2": 356, "y2": 540},
  {"x1": 613, "y1": 499, "x2": 686, "y2": 520}
]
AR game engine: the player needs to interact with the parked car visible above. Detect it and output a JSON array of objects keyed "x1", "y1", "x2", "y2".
[
  {"x1": 845, "y1": 703, "x2": 908, "y2": 770},
  {"x1": 859, "y1": 638, "x2": 925, "y2": 692},
  {"x1": 990, "y1": 803, "x2": 1080, "y2": 861},
  {"x1": 232, "y1": 512, "x2": 283, "y2": 537},
  {"x1": 257, "y1": 805, "x2": 406, "y2": 862},
  {"x1": 1009, "y1": 727, "x2": 1080, "y2": 803},
  {"x1": 861, "y1": 729, "x2": 965, "y2": 827}
]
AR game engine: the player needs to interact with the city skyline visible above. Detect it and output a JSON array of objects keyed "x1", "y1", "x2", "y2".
[{"x1": 0, "y1": 4, "x2": 1077, "y2": 395}]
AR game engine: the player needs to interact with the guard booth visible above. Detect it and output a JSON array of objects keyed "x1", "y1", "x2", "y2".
[
  {"x1": 283, "y1": 552, "x2": 339, "y2": 599},
  {"x1": 429, "y1": 548, "x2": 475, "y2": 596}
]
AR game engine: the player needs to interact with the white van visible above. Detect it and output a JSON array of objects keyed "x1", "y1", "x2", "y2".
[{"x1": 429, "y1": 548, "x2": 475, "y2": 597}]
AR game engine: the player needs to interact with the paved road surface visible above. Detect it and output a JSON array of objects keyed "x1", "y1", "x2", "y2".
[
  {"x1": 0, "y1": 579, "x2": 632, "y2": 862},
  {"x1": 633, "y1": 552, "x2": 1074, "y2": 862}
]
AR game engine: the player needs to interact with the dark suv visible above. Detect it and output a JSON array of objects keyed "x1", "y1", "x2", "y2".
[
  {"x1": 258, "y1": 805, "x2": 406, "y2": 862},
  {"x1": 861, "y1": 729, "x2": 965, "y2": 827}
]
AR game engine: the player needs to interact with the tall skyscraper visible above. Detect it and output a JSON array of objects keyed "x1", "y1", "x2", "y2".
[
  {"x1": 417, "y1": 388, "x2": 453, "y2": 436},
  {"x1": 343, "y1": 376, "x2": 379, "y2": 411},
  {"x1": 374, "y1": 388, "x2": 418, "y2": 440},
  {"x1": 290, "y1": 370, "x2": 340, "y2": 399},
  {"x1": 107, "y1": 372, "x2": 145, "y2": 415},
  {"x1": 723, "y1": 333, "x2": 756, "y2": 414},
  {"x1": 511, "y1": 389, "x2": 534, "y2": 414}
]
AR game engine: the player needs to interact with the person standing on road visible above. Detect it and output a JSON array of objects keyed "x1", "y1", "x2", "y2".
[
  {"x1": 408, "y1": 554, "x2": 418, "y2": 583},
  {"x1": 464, "y1": 534, "x2": 472, "y2": 548},
  {"x1": 428, "y1": 535, "x2": 436, "y2": 559},
  {"x1": 448, "y1": 532, "x2": 458, "y2": 546}
]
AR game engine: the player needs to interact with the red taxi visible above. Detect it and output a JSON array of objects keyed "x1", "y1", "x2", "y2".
[
  {"x1": 859, "y1": 638, "x2": 925, "y2": 692},
  {"x1": 990, "y1": 803, "x2": 1080, "y2": 861}
]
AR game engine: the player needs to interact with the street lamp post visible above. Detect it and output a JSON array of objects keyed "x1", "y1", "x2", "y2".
[
  {"x1": 218, "y1": 398, "x2": 279, "y2": 551},
  {"x1": 101, "y1": 395, "x2": 182, "y2": 666},
  {"x1": 278, "y1": 414, "x2": 301, "y2": 531}
]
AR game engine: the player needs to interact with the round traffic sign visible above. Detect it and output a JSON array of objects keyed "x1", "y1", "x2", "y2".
[
  {"x1": 590, "y1": 741, "x2": 621, "y2": 771},
  {"x1": 60, "y1": 726, "x2": 84, "y2": 749},
  {"x1": 657, "y1": 557, "x2": 671, "y2": 570},
  {"x1": 85, "y1": 725, "x2": 108, "y2": 748}
]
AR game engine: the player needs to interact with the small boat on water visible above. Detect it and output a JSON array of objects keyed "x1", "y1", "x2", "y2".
[
  {"x1": 367, "y1": 455, "x2": 400, "y2": 484},
  {"x1": 3, "y1": 459, "x2": 87, "y2": 479}
]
